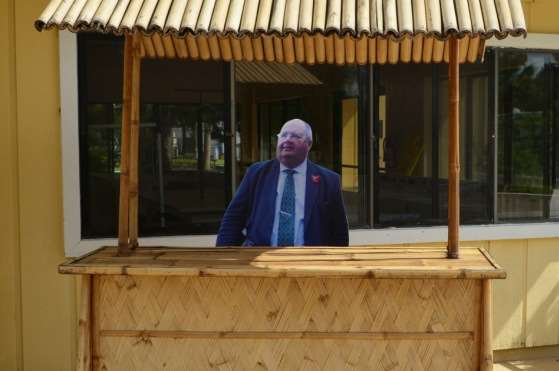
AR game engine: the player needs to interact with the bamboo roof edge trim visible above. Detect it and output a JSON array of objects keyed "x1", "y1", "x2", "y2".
[
  {"x1": 34, "y1": 23, "x2": 527, "y2": 42},
  {"x1": 35, "y1": 0, "x2": 527, "y2": 42}
]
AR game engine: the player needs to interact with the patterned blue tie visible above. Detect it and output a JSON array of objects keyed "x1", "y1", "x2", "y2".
[{"x1": 277, "y1": 169, "x2": 296, "y2": 246}]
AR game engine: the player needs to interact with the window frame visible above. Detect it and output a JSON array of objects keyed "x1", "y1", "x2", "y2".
[{"x1": 60, "y1": 32, "x2": 559, "y2": 257}]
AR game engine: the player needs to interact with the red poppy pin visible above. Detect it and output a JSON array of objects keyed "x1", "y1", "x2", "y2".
[{"x1": 312, "y1": 175, "x2": 321, "y2": 184}]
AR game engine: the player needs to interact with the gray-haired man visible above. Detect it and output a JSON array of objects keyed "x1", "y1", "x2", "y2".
[{"x1": 216, "y1": 118, "x2": 349, "y2": 247}]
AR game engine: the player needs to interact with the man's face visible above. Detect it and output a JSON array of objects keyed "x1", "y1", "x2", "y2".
[{"x1": 276, "y1": 121, "x2": 311, "y2": 168}]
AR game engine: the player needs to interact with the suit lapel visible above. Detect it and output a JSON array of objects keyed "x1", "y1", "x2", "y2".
[
  {"x1": 261, "y1": 160, "x2": 280, "y2": 245},
  {"x1": 304, "y1": 161, "x2": 319, "y2": 237}
]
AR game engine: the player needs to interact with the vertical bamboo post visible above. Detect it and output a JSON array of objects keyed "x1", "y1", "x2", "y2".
[
  {"x1": 76, "y1": 275, "x2": 91, "y2": 371},
  {"x1": 481, "y1": 280, "x2": 493, "y2": 371},
  {"x1": 447, "y1": 37, "x2": 460, "y2": 259},
  {"x1": 128, "y1": 32, "x2": 142, "y2": 249},
  {"x1": 117, "y1": 34, "x2": 133, "y2": 256}
]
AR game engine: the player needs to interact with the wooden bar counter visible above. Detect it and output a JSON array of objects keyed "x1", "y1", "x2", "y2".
[{"x1": 61, "y1": 246, "x2": 505, "y2": 371}]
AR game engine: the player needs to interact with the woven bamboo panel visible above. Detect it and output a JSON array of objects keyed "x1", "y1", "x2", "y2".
[
  {"x1": 92, "y1": 276, "x2": 481, "y2": 370},
  {"x1": 98, "y1": 338, "x2": 474, "y2": 371}
]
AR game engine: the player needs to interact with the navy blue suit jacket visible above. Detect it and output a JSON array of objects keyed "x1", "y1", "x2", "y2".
[{"x1": 216, "y1": 159, "x2": 349, "y2": 246}]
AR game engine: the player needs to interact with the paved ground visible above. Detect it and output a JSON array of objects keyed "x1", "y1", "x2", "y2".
[{"x1": 495, "y1": 357, "x2": 559, "y2": 371}]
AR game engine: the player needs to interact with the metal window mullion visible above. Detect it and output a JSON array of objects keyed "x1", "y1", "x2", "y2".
[{"x1": 230, "y1": 61, "x2": 237, "y2": 196}]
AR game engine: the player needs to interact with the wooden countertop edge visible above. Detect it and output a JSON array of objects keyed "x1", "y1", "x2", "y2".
[
  {"x1": 58, "y1": 264, "x2": 506, "y2": 279},
  {"x1": 58, "y1": 246, "x2": 506, "y2": 279}
]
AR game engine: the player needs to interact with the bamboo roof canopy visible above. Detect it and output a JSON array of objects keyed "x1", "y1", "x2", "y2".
[
  {"x1": 35, "y1": 1, "x2": 528, "y2": 258},
  {"x1": 35, "y1": 0, "x2": 527, "y2": 64},
  {"x1": 60, "y1": 246, "x2": 505, "y2": 278}
]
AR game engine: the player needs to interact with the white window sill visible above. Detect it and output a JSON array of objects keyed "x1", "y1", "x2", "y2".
[
  {"x1": 349, "y1": 222, "x2": 559, "y2": 245},
  {"x1": 67, "y1": 222, "x2": 559, "y2": 257}
]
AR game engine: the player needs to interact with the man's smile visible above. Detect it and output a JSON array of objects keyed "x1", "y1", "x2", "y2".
[{"x1": 280, "y1": 144, "x2": 295, "y2": 152}]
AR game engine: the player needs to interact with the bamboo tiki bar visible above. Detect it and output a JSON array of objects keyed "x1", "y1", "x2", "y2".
[
  {"x1": 59, "y1": 246, "x2": 505, "y2": 370},
  {"x1": 117, "y1": 34, "x2": 133, "y2": 255},
  {"x1": 448, "y1": 37, "x2": 460, "y2": 259}
]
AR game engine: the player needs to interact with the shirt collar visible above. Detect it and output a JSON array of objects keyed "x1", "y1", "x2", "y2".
[{"x1": 280, "y1": 158, "x2": 307, "y2": 176}]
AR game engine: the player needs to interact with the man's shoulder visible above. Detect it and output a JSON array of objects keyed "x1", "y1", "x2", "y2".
[
  {"x1": 309, "y1": 161, "x2": 340, "y2": 180},
  {"x1": 248, "y1": 159, "x2": 276, "y2": 171},
  {"x1": 245, "y1": 159, "x2": 277, "y2": 178}
]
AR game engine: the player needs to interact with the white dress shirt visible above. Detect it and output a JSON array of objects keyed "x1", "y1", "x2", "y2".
[{"x1": 271, "y1": 159, "x2": 307, "y2": 246}]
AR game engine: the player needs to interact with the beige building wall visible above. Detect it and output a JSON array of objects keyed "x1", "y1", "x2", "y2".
[
  {"x1": 522, "y1": 0, "x2": 559, "y2": 34},
  {"x1": 490, "y1": 239, "x2": 559, "y2": 350},
  {"x1": 0, "y1": 1, "x2": 22, "y2": 370},
  {"x1": 0, "y1": 1, "x2": 76, "y2": 370},
  {"x1": 0, "y1": 1, "x2": 558, "y2": 370}
]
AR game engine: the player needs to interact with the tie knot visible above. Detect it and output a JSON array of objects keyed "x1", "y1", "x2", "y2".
[{"x1": 284, "y1": 169, "x2": 296, "y2": 175}]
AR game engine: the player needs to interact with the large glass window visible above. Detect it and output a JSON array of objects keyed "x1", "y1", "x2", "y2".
[
  {"x1": 234, "y1": 63, "x2": 369, "y2": 227},
  {"x1": 77, "y1": 35, "x2": 559, "y2": 240},
  {"x1": 79, "y1": 34, "x2": 228, "y2": 237},
  {"x1": 497, "y1": 49, "x2": 559, "y2": 221},
  {"x1": 374, "y1": 61, "x2": 493, "y2": 227}
]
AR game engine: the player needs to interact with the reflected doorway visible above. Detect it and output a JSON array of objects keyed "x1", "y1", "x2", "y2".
[{"x1": 235, "y1": 62, "x2": 368, "y2": 227}]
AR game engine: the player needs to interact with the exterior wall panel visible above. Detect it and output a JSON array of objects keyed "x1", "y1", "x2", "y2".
[
  {"x1": 0, "y1": 0, "x2": 22, "y2": 369},
  {"x1": 525, "y1": 239, "x2": 559, "y2": 347},
  {"x1": 2, "y1": 1, "x2": 77, "y2": 370},
  {"x1": 488, "y1": 240, "x2": 528, "y2": 350},
  {"x1": 522, "y1": 0, "x2": 559, "y2": 33}
]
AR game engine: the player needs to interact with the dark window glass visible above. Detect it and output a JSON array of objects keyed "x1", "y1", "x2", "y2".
[
  {"x1": 79, "y1": 34, "x2": 228, "y2": 238},
  {"x1": 78, "y1": 35, "x2": 559, "y2": 238},
  {"x1": 497, "y1": 49, "x2": 559, "y2": 221},
  {"x1": 234, "y1": 63, "x2": 369, "y2": 227},
  {"x1": 374, "y1": 60, "x2": 493, "y2": 227}
]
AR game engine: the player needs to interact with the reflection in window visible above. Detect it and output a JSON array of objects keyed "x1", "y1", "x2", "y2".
[
  {"x1": 375, "y1": 61, "x2": 492, "y2": 227},
  {"x1": 235, "y1": 63, "x2": 368, "y2": 227},
  {"x1": 79, "y1": 34, "x2": 228, "y2": 238},
  {"x1": 341, "y1": 98, "x2": 359, "y2": 193},
  {"x1": 77, "y1": 35, "x2": 559, "y2": 239},
  {"x1": 497, "y1": 50, "x2": 559, "y2": 221}
]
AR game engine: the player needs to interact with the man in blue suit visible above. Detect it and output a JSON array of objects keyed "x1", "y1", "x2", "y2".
[{"x1": 216, "y1": 119, "x2": 349, "y2": 247}]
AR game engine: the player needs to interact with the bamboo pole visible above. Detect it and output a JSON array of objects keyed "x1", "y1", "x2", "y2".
[
  {"x1": 128, "y1": 32, "x2": 142, "y2": 250},
  {"x1": 117, "y1": 34, "x2": 133, "y2": 255},
  {"x1": 447, "y1": 37, "x2": 460, "y2": 259},
  {"x1": 75, "y1": 275, "x2": 91, "y2": 371},
  {"x1": 481, "y1": 280, "x2": 493, "y2": 371},
  {"x1": 99, "y1": 329, "x2": 474, "y2": 340}
]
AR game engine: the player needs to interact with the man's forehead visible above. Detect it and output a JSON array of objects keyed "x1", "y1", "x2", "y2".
[{"x1": 280, "y1": 122, "x2": 306, "y2": 132}]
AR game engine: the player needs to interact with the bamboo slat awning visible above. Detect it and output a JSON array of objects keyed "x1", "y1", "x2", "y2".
[
  {"x1": 115, "y1": 32, "x2": 484, "y2": 63},
  {"x1": 35, "y1": 0, "x2": 527, "y2": 64},
  {"x1": 235, "y1": 61, "x2": 323, "y2": 83}
]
